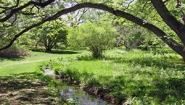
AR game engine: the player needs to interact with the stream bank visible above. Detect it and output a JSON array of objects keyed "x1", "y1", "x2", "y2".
[{"x1": 45, "y1": 68, "x2": 113, "y2": 105}]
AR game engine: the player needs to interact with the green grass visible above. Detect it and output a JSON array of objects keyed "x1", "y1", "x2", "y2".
[
  {"x1": 0, "y1": 50, "x2": 82, "y2": 104},
  {"x1": 1, "y1": 48, "x2": 185, "y2": 104},
  {"x1": 42, "y1": 49, "x2": 185, "y2": 104},
  {"x1": 0, "y1": 50, "x2": 79, "y2": 76}
]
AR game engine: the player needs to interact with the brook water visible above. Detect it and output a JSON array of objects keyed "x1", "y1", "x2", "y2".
[{"x1": 44, "y1": 68, "x2": 112, "y2": 105}]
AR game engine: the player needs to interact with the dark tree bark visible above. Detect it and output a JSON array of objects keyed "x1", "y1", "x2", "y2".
[{"x1": 1, "y1": 0, "x2": 185, "y2": 61}]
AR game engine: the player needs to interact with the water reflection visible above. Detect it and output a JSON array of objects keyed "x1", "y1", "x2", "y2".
[
  {"x1": 59, "y1": 87, "x2": 112, "y2": 105},
  {"x1": 44, "y1": 69, "x2": 112, "y2": 105}
]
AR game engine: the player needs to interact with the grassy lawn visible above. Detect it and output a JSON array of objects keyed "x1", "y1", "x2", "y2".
[
  {"x1": 0, "y1": 50, "x2": 79, "y2": 76},
  {"x1": 42, "y1": 49, "x2": 185, "y2": 104},
  {"x1": 0, "y1": 50, "x2": 80, "y2": 104},
  {"x1": 1, "y1": 49, "x2": 185, "y2": 104}
]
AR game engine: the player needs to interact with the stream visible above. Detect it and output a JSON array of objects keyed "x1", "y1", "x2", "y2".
[{"x1": 44, "y1": 68, "x2": 112, "y2": 105}]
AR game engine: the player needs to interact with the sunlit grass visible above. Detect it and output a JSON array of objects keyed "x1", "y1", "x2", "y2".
[
  {"x1": 0, "y1": 51, "x2": 79, "y2": 76},
  {"x1": 42, "y1": 48, "x2": 185, "y2": 104},
  {"x1": 1, "y1": 48, "x2": 185, "y2": 104}
]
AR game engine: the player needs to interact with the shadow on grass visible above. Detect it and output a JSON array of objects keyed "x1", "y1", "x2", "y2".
[
  {"x1": 149, "y1": 78, "x2": 185, "y2": 103},
  {"x1": 32, "y1": 49, "x2": 79, "y2": 54},
  {"x1": 0, "y1": 74, "x2": 46, "y2": 92},
  {"x1": 110, "y1": 55, "x2": 185, "y2": 70},
  {"x1": 88, "y1": 74, "x2": 185, "y2": 104},
  {"x1": 0, "y1": 72, "x2": 61, "y2": 104},
  {"x1": 0, "y1": 58, "x2": 3, "y2": 62},
  {"x1": 47, "y1": 50, "x2": 79, "y2": 54},
  {"x1": 76, "y1": 55, "x2": 96, "y2": 61},
  {"x1": 0, "y1": 56, "x2": 25, "y2": 62},
  {"x1": 76, "y1": 55, "x2": 114, "y2": 61}
]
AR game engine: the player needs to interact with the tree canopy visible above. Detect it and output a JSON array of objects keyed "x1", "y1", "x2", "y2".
[
  {"x1": 31, "y1": 20, "x2": 67, "y2": 51},
  {"x1": 1, "y1": 0, "x2": 185, "y2": 60}
]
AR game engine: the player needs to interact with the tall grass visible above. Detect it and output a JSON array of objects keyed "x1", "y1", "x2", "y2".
[{"x1": 40, "y1": 49, "x2": 185, "y2": 104}]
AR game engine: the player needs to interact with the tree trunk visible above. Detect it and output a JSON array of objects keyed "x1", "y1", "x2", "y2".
[
  {"x1": 91, "y1": 47, "x2": 103, "y2": 59},
  {"x1": 150, "y1": 0, "x2": 185, "y2": 61},
  {"x1": 45, "y1": 46, "x2": 52, "y2": 52},
  {"x1": 46, "y1": 48, "x2": 52, "y2": 52}
]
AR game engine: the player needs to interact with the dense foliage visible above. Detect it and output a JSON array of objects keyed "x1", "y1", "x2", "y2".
[
  {"x1": 30, "y1": 20, "x2": 68, "y2": 51},
  {"x1": 1, "y1": 0, "x2": 185, "y2": 61},
  {"x1": 68, "y1": 21, "x2": 117, "y2": 58}
]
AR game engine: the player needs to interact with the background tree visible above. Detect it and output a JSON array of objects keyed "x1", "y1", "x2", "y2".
[
  {"x1": 115, "y1": 22, "x2": 166, "y2": 52},
  {"x1": 1, "y1": 0, "x2": 185, "y2": 61},
  {"x1": 31, "y1": 20, "x2": 68, "y2": 52},
  {"x1": 68, "y1": 21, "x2": 117, "y2": 58},
  {"x1": 115, "y1": 24, "x2": 146, "y2": 51}
]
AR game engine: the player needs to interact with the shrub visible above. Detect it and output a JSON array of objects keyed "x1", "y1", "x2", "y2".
[
  {"x1": 68, "y1": 21, "x2": 118, "y2": 58},
  {"x1": 0, "y1": 45, "x2": 30, "y2": 58}
]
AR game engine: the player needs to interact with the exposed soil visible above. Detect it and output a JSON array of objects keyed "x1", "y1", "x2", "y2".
[{"x1": 0, "y1": 73, "x2": 61, "y2": 105}]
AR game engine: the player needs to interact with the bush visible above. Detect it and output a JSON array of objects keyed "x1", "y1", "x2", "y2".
[
  {"x1": 68, "y1": 21, "x2": 118, "y2": 58},
  {"x1": 0, "y1": 45, "x2": 30, "y2": 58}
]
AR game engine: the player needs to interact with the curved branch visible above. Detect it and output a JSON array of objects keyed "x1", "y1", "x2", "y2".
[
  {"x1": 0, "y1": 21, "x2": 46, "y2": 50},
  {"x1": 0, "y1": 0, "x2": 19, "y2": 10},
  {"x1": 0, "y1": 2, "x2": 184, "y2": 56},
  {"x1": 0, "y1": 0, "x2": 20, "y2": 14},
  {"x1": 151, "y1": 0, "x2": 185, "y2": 44},
  {"x1": 48, "y1": 2, "x2": 180, "y2": 43},
  {"x1": 0, "y1": 0, "x2": 55, "y2": 22},
  {"x1": 151, "y1": 0, "x2": 183, "y2": 31}
]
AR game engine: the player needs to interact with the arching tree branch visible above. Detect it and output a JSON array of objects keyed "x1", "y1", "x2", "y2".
[
  {"x1": 151, "y1": 0, "x2": 185, "y2": 44},
  {"x1": 0, "y1": 2, "x2": 184, "y2": 58},
  {"x1": 0, "y1": 21, "x2": 46, "y2": 50},
  {"x1": 0, "y1": 0, "x2": 55, "y2": 22}
]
